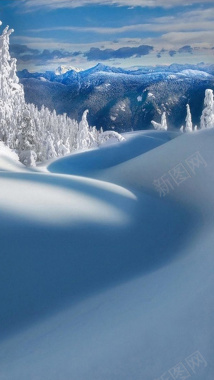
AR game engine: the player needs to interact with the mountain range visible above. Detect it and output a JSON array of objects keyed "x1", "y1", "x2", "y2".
[{"x1": 18, "y1": 63, "x2": 214, "y2": 132}]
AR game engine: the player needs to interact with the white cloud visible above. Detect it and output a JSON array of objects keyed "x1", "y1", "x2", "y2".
[
  {"x1": 136, "y1": 31, "x2": 214, "y2": 50},
  {"x1": 12, "y1": 5, "x2": 214, "y2": 58},
  {"x1": 160, "y1": 31, "x2": 214, "y2": 47},
  {"x1": 11, "y1": 35, "x2": 125, "y2": 51},
  {"x1": 29, "y1": 19, "x2": 214, "y2": 35},
  {"x1": 16, "y1": 0, "x2": 214, "y2": 11},
  {"x1": 12, "y1": 31, "x2": 214, "y2": 53},
  {"x1": 25, "y1": 6, "x2": 214, "y2": 50},
  {"x1": 28, "y1": 25, "x2": 151, "y2": 34}
]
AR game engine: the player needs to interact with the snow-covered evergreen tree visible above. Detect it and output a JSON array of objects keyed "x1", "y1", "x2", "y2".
[
  {"x1": 161, "y1": 112, "x2": 168, "y2": 131},
  {"x1": 0, "y1": 21, "x2": 102, "y2": 165},
  {"x1": 0, "y1": 23, "x2": 25, "y2": 146},
  {"x1": 77, "y1": 110, "x2": 92, "y2": 150},
  {"x1": 76, "y1": 110, "x2": 100, "y2": 150},
  {"x1": 200, "y1": 89, "x2": 214, "y2": 129},
  {"x1": 0, "y1": 21, "x2": 126, "y2": 165},
  {"x1": 151, "y1": 112, "x2": 168, "y2": 131},
  {"x1": 185, "y1": 104, "x2": 193, "y2": 132}
]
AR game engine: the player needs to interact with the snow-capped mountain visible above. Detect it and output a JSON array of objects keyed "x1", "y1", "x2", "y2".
[
  {"x1": 55, "y1": 65, "x2": 83, "y2": 75},
  {"x1": 18, "y1": 63, "x2": 214, "y2": 132},
  {"x1": 179, "y1": 69, "x2": 212, "y2": 79}
]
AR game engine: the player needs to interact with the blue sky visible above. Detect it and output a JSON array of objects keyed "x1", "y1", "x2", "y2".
[{"x1": 0, "y1": 0, "x2": 214, "y2": 72}]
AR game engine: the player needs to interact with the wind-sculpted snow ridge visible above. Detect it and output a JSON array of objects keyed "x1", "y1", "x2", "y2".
[
  {"x1": 48, "y1": 130, "x2": 179, "y2": 176},
  {"x1": 0, "y1": 22, "x2": 123, "y2": 166},
  {"x1": 0, "y1": 127, "x2": 214, "y2": 379}
]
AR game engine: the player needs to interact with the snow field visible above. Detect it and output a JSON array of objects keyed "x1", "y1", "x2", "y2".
[{"x1": 0, "y1": 128, "x2": 214, "y2": 379}]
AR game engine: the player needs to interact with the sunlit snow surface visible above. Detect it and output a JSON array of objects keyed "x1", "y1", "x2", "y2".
[{"x1": 0, "y1": 130, "x2": 213, "y2": 380}]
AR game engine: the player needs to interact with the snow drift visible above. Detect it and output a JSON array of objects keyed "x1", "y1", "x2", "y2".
[{"x1": 0, "y1": 127, "x2": 214, "y2": 379}]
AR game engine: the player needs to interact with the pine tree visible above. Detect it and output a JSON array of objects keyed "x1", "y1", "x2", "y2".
[
  {"x1": 161, "y1": 112, "x2": 167, "y2": 130},
  {"x1": 0, "y1": 23, "x2": 25, "y2": 147},
  {"x1": 0, "y1": 20, "x2": 124, "y2": 166},
  {"x1": 185, "y1": 104, "x2": 193, "y2": 132},
  {"x1": 200, "y1": 89, "x2": 214, "y2": 129},
  {"x1": 77, "y1": 110, "x2": 93, "y2": 150}
]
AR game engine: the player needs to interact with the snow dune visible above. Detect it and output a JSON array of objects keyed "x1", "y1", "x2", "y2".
[
  {"x1": 0, "y1": 129, "x2": 213, "y2": 380},
  {"x1": 48, "y1": 130, "x2": 179, "y2": 177}
]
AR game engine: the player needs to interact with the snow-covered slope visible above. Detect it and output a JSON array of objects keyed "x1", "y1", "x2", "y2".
[
  {"x1": 0, "y1": 129, "x2": 213, "y2": 379},
  {"x1": 48, "y1": 130, "x2": 180, "y2": 177},
  {"x1": 0, "y1": 142, "x2": 29, "y2": 172},
  {"x1": 180, "y1": 69, "x2": 212, "y2": 79}
]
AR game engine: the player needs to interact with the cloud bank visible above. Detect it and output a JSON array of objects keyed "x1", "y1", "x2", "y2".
[
  {"x1": 84, "y1": 45, "x2": 153, "y2": 61},
  {"x1": 17, "y1": 0, "x2": 214, "y2": 11},
  {"x1": 10, "y1": 44, "x2": 79, "y2": 63},
  {"x1": 11, "y1": 41, "x2": 199, "y2": 67}
]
